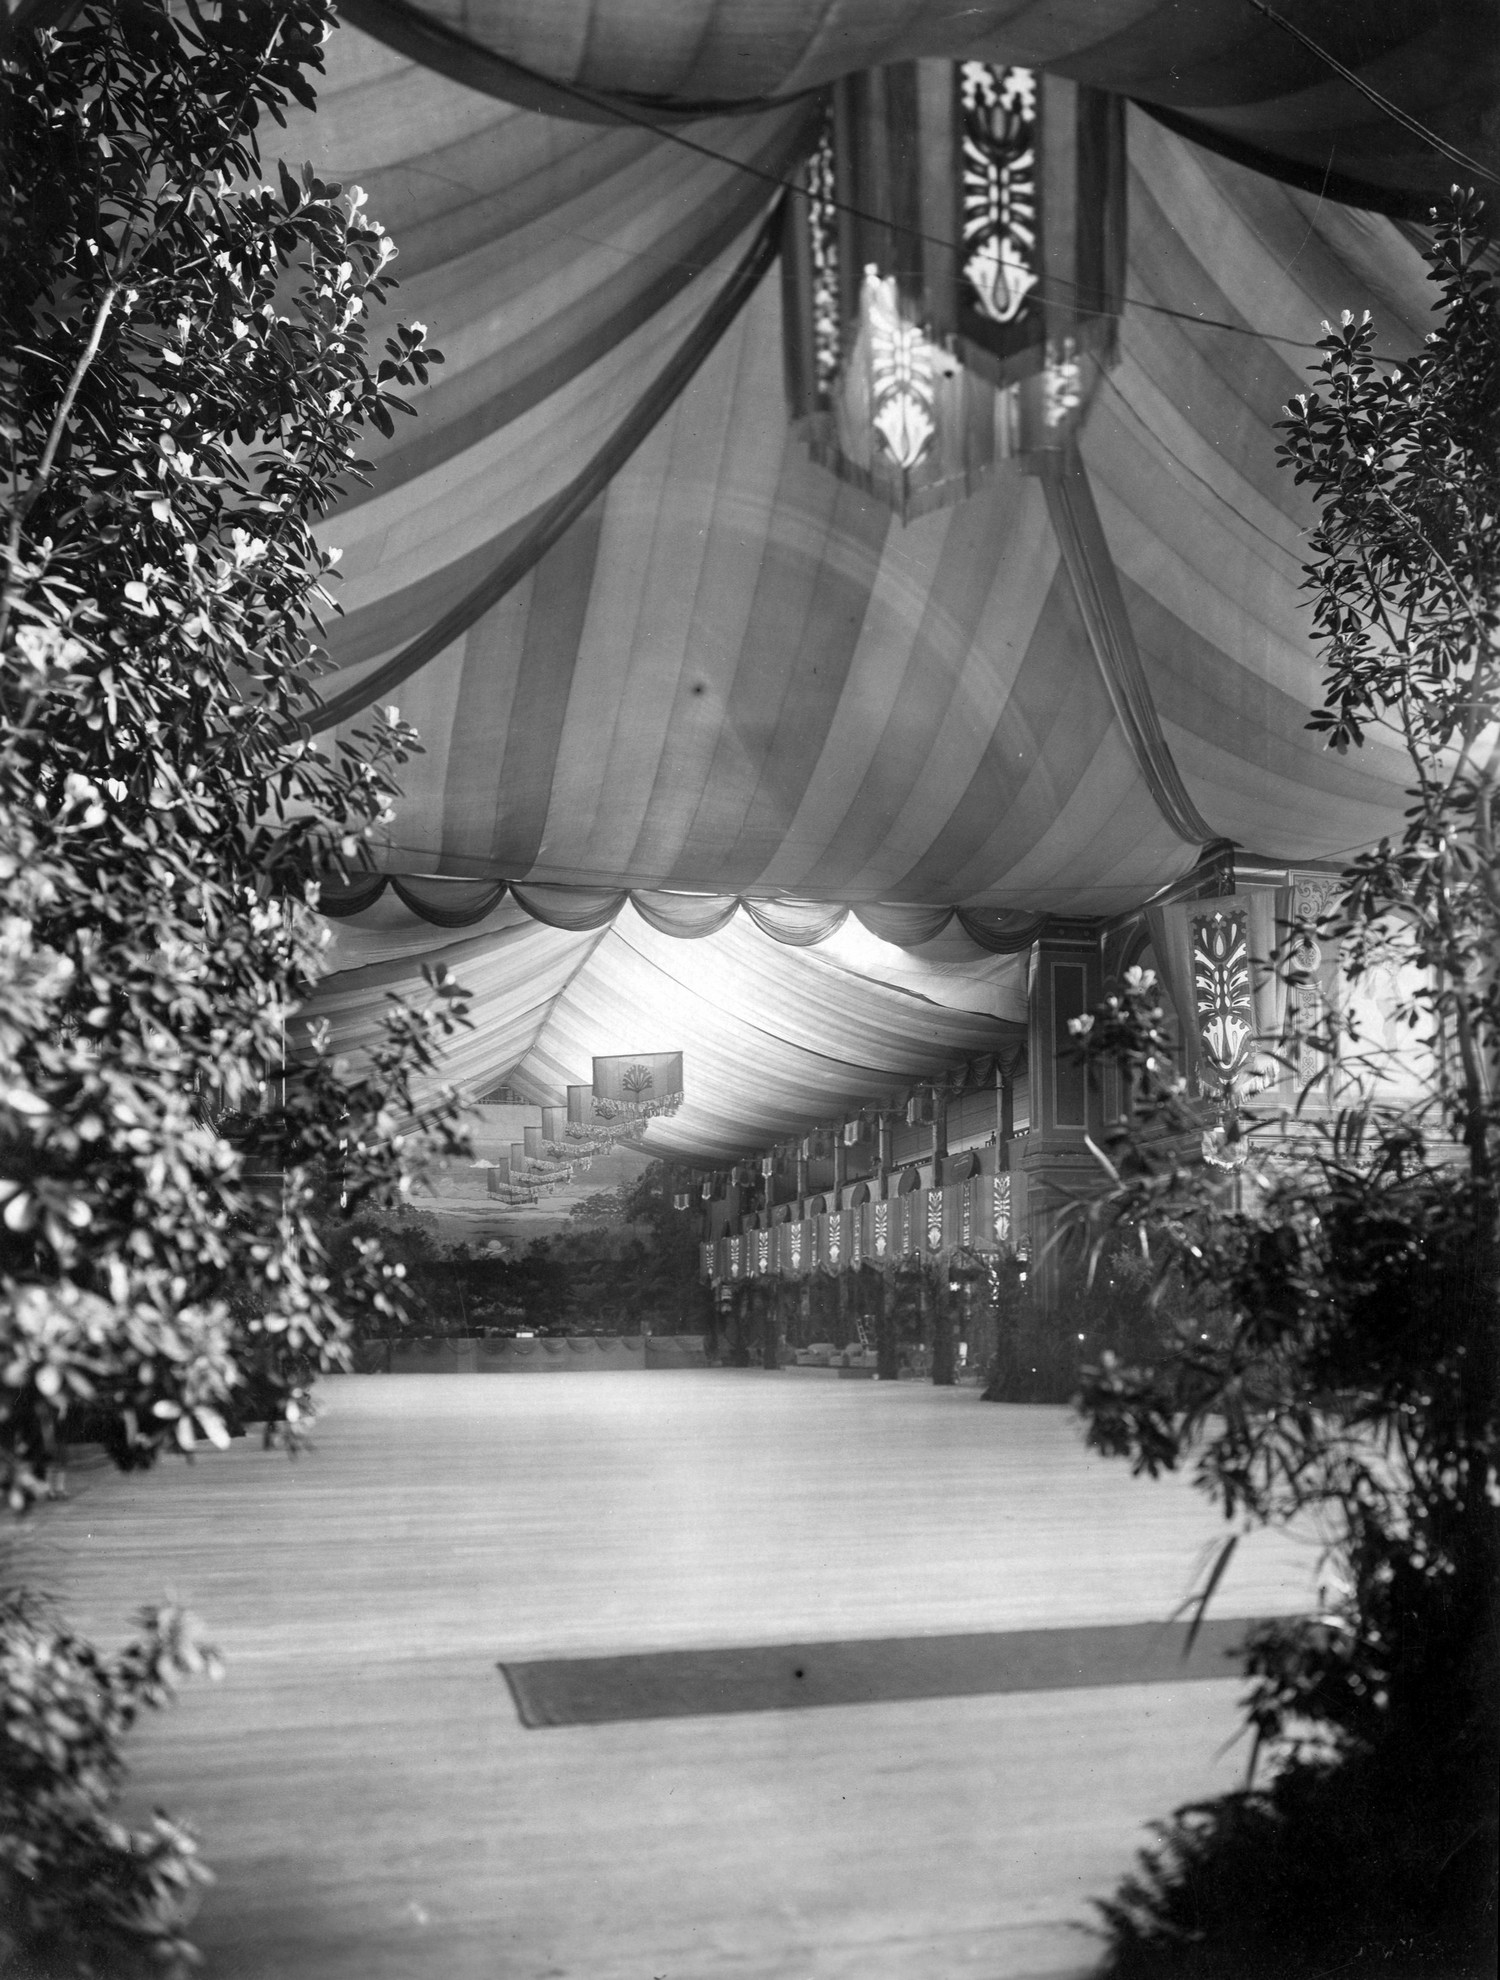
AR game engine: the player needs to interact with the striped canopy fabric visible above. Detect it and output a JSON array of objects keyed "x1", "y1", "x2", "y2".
[
  {"x1": 342, "y1": 0, "x2": 1497, "y2": 214},
  {"x1": 288, "y1": 34, "x2": 1426, "y2": 911},
  {"x1": 305, "y1": 898, "x2": 1026, "y2": 1158},
  {"x1": 279, "y1": 9, "x2": 1467, "y2": 1141}
]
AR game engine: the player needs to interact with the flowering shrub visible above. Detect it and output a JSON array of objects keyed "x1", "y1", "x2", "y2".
[
  {"x1": 1073, "y1": 195, "x2": 1499, "y2": 1978},
  {"x1": 0, "y1": 0, "x2": 468, "y2": 1500},
  {"x1": 2, "y1": 2, "x2": 470, "y2": 1966},
  {"x1": 0, "y1": 1582, "x2": 220, "y2": 1976}
]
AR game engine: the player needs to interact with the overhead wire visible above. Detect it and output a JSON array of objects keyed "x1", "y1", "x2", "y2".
[
  {"x1": 1242, "y1": 0, "x2": 1500, "y2": 190},
  {"x1": 421, "y1": 8, "x2": 1499, "y2": 356},
  {"x1": 457, "y1": 45, "x2": 1336, "y2": 352}
]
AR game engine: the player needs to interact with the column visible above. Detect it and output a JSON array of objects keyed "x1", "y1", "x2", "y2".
[
  {"x1": 764, "y1": 1280, "x2": 783, "y2": 1369},
  {"x1": 874, "y1": 1272, "x2": 898, "y2": 1381},
  {"x1": 931, "y1": 1272, "x2": 955, "y2": 1385},
  {"x1": 1020, "y1": 919, "x2": 1104, "y2": 1306}
]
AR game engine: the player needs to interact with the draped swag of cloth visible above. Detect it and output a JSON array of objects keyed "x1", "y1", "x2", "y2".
[
  {"x1": 305, "y1": 189, "x2": 803, "y2": 738},
  {"x1": 317, "y1": 875, "x2": 1045, "y2": 956}
]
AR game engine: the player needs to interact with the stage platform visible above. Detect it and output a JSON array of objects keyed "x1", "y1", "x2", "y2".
[{"x1": 44, "y1": 1373, "x2": 1319, "y2": 1980}]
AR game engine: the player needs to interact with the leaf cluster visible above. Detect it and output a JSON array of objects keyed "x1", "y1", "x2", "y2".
[
  {"x1": 1075, "y1": 196, "x2": 1499, "y2": 1970},
  {"x1": 0, "y1": 1585, "x2": 220, "y2": 1978},
  {"x1": 0, "y1": 1, "x2": 470, "y2": 1506}
]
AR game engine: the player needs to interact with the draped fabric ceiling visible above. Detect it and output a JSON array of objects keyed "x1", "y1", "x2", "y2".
[
  {"x1": 340, "y1": 0, "x2": 1496, "y2": 214},
  {"x1": 309, "y1": 895, "x2": 1027, "y2": 1159},
  {"x1": 287, "y1": 0, "x2": 1491, "y2": 1156}
]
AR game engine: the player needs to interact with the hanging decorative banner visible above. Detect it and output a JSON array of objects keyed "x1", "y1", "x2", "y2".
[
  {"x1": 873, "y1": 1199, "x2": 890, "y2": 1260},
  {"x1": 851, "y1": 1202, "x2": 865, "y2": 1268},
  {"x1": 755, "y1": 1229, "x2": 773, "y2": 1277},
  {"x1": 728, "y1": 1236, "x2": 744, "y2": 1280},
  {"x1": 591, "y1": 1052, "x2": 684, "y2": 1118},
  {"x1": 564, "y1": 1080, "x2": 648, "y2": 1152},
  {"x1": 781, "y1": 64, "x2": 1121, "y2": 519},
  {"x1": 960, "y1": 1182, "x2": 974, "y2": 1248},
  {"x1": 994, "y1": 1173, "x2": 1012, "y2": 1245},
  {"x1": 959, "y1": 65, "x2": 1039, "y2": 343},
  {"x1": 1285, "y1": 876, "x2": 1340, "y2": 1089},
  {"x1": 700, "y1": 1242, "x2": 715, "y2": 1282},
  {"x1": 1191, "y1": 906, "x2": 1253, "y2": 1082},
  {"x1": 760, "y1": 1155, "x2": 776, "y2": 1179},
  {"x1": 1153, "y1": 892, "x2": 1283, "y2": 1100},
  {"x1": 927, "y1": 1188, "x2": 945, "y2": 1252}
]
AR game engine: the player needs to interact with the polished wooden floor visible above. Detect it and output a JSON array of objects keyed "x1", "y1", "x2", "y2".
[{"x1": 46, "y1": 1374, "x2": 1319, "y2": 1980}]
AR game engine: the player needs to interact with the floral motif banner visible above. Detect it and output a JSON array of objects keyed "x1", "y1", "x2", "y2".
[{"x1": 592, "y1": 1051, "x2": 684, "y2": 1117}]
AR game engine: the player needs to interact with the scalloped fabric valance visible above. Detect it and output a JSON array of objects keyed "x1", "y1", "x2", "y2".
[{"x1": 317, "y1": 874, "x2": 1045, "y2": 956}]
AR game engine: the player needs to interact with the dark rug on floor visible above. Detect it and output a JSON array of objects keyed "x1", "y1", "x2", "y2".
[{"x1": 499, "y1": 1617, "x2": 1268, "y2": 1727}]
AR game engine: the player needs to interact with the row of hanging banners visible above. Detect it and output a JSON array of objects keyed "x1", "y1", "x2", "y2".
[
  {"x1": 680, "y1": 1046, "x2": 1025, "y2": 1208},
  {"x1": 480, "y1": 1055, "x2": 685, "y2": 1191},
  {"x1": 557, "y1": 1055, "x2": 686, "y2": 1154},
  {"x1": 702, "y1": 1172, "x2": 1025, "y2": 1286}
]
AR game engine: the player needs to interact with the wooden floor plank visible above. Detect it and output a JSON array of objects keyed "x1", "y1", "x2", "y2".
[{"x1": 42, "y1": 1373, "x2": 1319, "y2": 1979}]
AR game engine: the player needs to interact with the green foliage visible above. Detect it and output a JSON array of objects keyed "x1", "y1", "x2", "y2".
[
  {"x1": 567, "y1": 1185, "x2": 631, "y2": 1225},
  {"x1": 2, "y1": 3, "x2": 470, "y2": 1968},
  {"x1": 982, "y1": 1243, "x2": 1215, "y2": 1405},
  {"x1": 554, "y1": 1163, "x2": 706, "y2": 1329},
  {"x1": 0, "y1": 1581, "x2": 220, "y2": 1978},
  {"x1": 1096, "y1": 1750, "x2": 1491, "y2": 1980},
  {"x1": 0, "y1": 0, "x2": 471, "y2": 1505},
  {"x1": 1074, "y1": 196, "x2": 1499, "y2": 1975}
]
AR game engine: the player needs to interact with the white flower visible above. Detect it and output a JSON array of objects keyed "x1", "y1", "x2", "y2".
[
  {"x1": 62, "y1": 772, "x2": 105, "y2": 824},
  {"x1": 15, "y1": 624, "x2": 86, "y2": 674},
  {"x1": 229, "y1": 527, "x2": 267, "y2": 567}
]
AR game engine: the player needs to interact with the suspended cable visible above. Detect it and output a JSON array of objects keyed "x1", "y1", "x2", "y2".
[
  {"x1": 1243, "y1": 0, "x2": 1500, "y2": 190},
  {"x1": 423, "y1": 39, "x2": 1334, "y2": 352}
]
